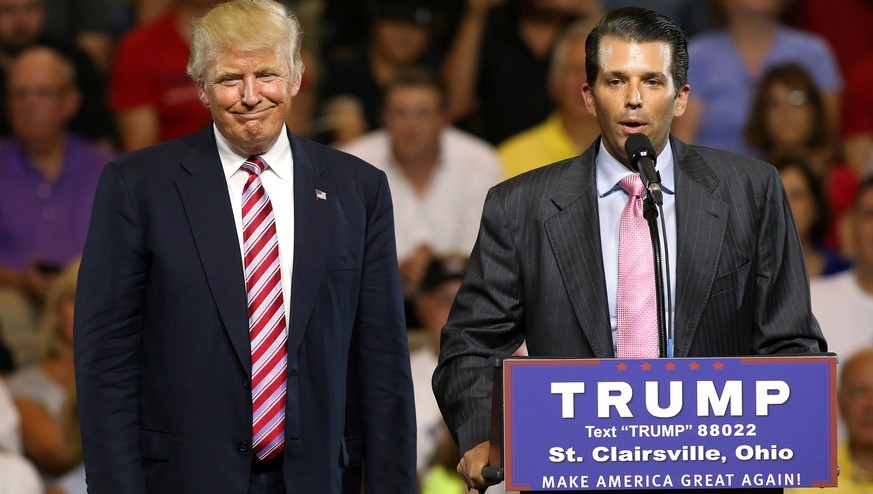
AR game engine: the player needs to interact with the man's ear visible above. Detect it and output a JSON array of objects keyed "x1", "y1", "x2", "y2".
[
  {"x1": 672, "y1": 83, "x2": 691, "y2": 117},
  {"x1": 582, "y1": 83, "x2": 597, "y2": 116},
  {"x1": 196, "y1": 82, "x2": 210, "y2": 107},
  {"x1": 289, "y1": 73, "x2": 302, "y2": 97}
]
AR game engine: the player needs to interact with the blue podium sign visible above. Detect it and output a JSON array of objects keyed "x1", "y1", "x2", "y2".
[{"x1": 502, "y1": 356, "x2": 837, "y2": 491}]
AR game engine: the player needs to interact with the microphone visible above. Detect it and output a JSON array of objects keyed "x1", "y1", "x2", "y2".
[{"x1": 624, "y1": 134, "x2": 663, "y2": 205}]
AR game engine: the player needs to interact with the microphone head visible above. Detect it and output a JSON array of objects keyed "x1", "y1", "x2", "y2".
[{"x1": 624, "y1": 134, "x2": 656, "y2": 172}]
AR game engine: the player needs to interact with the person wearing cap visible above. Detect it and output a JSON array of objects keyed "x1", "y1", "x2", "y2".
[{"x1": 316, "y1": 0, "x2": 439, "y2": 145}]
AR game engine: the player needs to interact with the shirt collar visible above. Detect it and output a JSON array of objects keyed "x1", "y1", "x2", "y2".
[
  {"x1": 596, "y1": 137, "x2": 676, "y2": 198},
  {"x1": 215, "y1": 124, "x2": 293, "y2": 180}
]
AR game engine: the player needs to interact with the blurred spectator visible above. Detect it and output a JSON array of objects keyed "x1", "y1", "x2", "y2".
[
  {"x1": 110, "y1": 0, "x2": 220, "y2": 152},
  {"x1": 411, "y1": 255, "x2": 466, "y2": 477},
  {"x1": 0, "y1": 379, "x2": 42, "y2": 494},
  {"x1": 421, "y1": 428, "x2": 476, "y2": 494},
  {"x1": 787, "y1": 348, "x2": 873, "y2": 494},
  {"x1": 341, "y1": 68, "x2": 501, "y2": 298},
  {"x1": 42, "y1": 0, "x2": 125, "y2": 73},
  {"x1": 497, "y1": 18, "x2": 598, "y2": 178},
  {"x1": 45, "y1": 390, "x2": 84, "y2": 494},
  {"x1": 131, "y1": 0, "x2": 175, "y2": 24},
  {"x1": 601, "y1": 0, "x2": 713, "y2": 37},
  {"x1": 0, "y1": 46, "x2": 114, "y2": 366},
  {"x1": 745, "y1": 63, "x2": 860, "y2": 251},
  {"x1": 673, "y1": 0, "x2": 842, "y2": 157},
  {"x1": 788, "y1": 0, "x2": 873, "y2": 77},
  {"x1": 8, "y1": 260, "x2": 80, "y2": 483},
  {"x1": 773, "y1": 157, "x2": 852, "y2": 278},
  {"x1": 442, "y1": 0, "x2": 603, "y2": 145},
  {"x1": 810, "y1": 177, "x2": 873, "y2": 369},
  {"x1": 0, "y1": 325, "x2": 14, "y2": 376},
  {"x1": 0, "y1": 0, "x2": 115, "y2": 144},
  {"x1": 316, "y1": 0, "x2": 439, "y2": 145},
  {"x1": 841, "y1": 52, "x2": 873, "y2": 177}
]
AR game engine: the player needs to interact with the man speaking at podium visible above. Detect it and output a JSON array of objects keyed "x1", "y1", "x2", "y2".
[
  {"x1": 433, "y1": 7, "x2": 825, "y2": 492},
  {"x1": 73, "y1": 1, "x2": 416, "y2": 493}
]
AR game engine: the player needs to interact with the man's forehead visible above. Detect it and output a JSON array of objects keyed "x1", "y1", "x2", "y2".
[
  {"x1": 386, "y1": 85, "x2": 441, "y2": 104},
  {"x1": 598, "y1": 36, "x2": 672, "y2": 67}
]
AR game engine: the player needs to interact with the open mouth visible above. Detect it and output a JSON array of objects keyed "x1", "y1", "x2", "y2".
[{"x1": 621, "y1": 121, "x2": 647, "y2": 133}]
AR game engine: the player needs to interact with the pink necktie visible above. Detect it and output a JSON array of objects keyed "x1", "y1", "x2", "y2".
[
  {"x1": 616, "y1": 174, "x2": 658, "y2": 358},
  {"x1": 242, "y1": 156, "x2": 287, "y2": 461}
]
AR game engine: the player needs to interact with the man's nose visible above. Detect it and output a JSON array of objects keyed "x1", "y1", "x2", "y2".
[
  {"x1": 242, "y1": 76, "x2": 259, "y2": 106},
  {"x1": 626, "y1": 84, "x2": 642, "y2": 108}
]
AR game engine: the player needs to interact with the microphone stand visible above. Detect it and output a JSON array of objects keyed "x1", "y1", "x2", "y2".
[{"x1": 642, "y1": 195, "x2": 668, "y2": 358}]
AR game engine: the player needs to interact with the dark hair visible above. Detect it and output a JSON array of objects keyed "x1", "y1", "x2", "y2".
[
  {"x1": 383, "y1": 66, "x2": 448, "y2": 109},
  {"x1": 420, "y1": 255, "x2": 467, "y2": 293},
  {"x1": 772, "y1": 156, "x2": 829, "y2": 245},
  {"x1": 745, "y1": 63, "x2": 828, "y2": 151},
  {"x1": 585, "y1": 7, "x2": 688, "y2": 94}
]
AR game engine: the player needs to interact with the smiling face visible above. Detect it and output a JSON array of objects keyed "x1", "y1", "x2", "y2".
[
  {"x1": 197, "y1": 46, "x2": 300, "y2": 157},
  {"x1": 582, "y1": 36, "x2": 689, "y2": 168}
]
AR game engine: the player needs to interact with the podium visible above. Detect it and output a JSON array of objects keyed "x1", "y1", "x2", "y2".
[{"x1": 486, "y1": 355, "x2": 838, "y2": 491}]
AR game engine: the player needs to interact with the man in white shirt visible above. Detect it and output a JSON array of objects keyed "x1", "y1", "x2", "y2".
[
  {"x1": 811, "y1": 177, "x2": 873, "y2": 364},
  {"x1": 342, "y1": 68, "x2": 502, "y2": 297}
]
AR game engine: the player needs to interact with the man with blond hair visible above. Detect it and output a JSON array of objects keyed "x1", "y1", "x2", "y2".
[{"x1": 74, "y1": 1, "x2": 416, "y2": 493}]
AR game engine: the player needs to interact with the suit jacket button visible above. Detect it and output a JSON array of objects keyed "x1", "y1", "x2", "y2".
[
  {"x1": 238, "y1": 441, "x2": 249, "y2": 452},
  {"x1": 243, "y1": 379, "x2": 250, "y2": 389}
]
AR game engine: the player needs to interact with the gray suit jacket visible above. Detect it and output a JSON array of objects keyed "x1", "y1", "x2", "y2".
[{"x1": 432, "y1": 136, "x2": 825, "y2": 454}]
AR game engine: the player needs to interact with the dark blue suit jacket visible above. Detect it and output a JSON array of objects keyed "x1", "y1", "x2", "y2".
[{"x1": 74, "y1": 127, "x2": 416, "y2": 493}]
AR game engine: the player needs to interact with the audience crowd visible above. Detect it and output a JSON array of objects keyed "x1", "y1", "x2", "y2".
[{"x1": 0, "y1": 0, "x2": 872, "y2": 492}]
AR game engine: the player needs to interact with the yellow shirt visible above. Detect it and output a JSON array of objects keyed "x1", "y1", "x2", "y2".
[
  {"x1": 497, "y1": 112, "x2": 582, "y2": 179},
  {"x1": 785, "y1": 442, "x2": 873, "y2": 493}
]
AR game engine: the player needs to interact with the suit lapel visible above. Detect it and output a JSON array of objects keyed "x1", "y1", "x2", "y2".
[
  {"x1": 544, "y1": 145, "x2": 614, "y2": 357},
  {"x1": 287, "y1": 133, "x2": 334, "y2": 357},
  {"x1": 672, "y1": 137, "x2": 730, "y2": 357},
  {"x1": 176, "y1": 128, "x2": 252, "y2": 371}
]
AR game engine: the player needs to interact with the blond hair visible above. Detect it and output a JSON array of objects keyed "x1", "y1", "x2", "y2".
[
  {"x1": 38, "y1": 259, "x2": 80, "y2": 360},
  {"x1": 187, "y1": 0, "x2": 304, "y2": 85}
]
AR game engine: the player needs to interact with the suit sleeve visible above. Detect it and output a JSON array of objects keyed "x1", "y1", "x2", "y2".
[
  {"x1": 753, "y1": 166, "x2": 827, "y2": 354},
  {"x1": 432, "y1": 185, "x2": 526, "y2": 454},
  {"x1": 356, "y1": 172, "x2": 417, "y2": 492},
  {"x1": 74, "y1": 163, "x2": 148, "y2": 494}
]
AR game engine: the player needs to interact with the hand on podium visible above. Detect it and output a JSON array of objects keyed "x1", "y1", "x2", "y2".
[{"x1": 458, "y1": 440, "x2": 499, "y2": 492}]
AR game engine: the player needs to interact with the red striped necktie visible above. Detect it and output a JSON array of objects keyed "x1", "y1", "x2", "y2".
[{"x1": 241, "y1": 155, "x2": 287, "y2": 461}]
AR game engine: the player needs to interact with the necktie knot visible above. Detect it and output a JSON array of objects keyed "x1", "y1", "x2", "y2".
[
  {"x1": 242, "y1": 156, "x2": 267, "y2": 176},
  {"x1": 619, "y1": 174, "x2": 646, "y2": 199}
]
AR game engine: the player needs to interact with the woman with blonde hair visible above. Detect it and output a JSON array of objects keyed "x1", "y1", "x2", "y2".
[{"x1": 8, "y1": 259, "x2": 80, "y2": 482}]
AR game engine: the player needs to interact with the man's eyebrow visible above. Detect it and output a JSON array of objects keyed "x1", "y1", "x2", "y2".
[
  {"x1": 602, "y1": 69, "x2": 628, "y2": 79},
  {"x1": 212, "y1": 69, "x2": 240, "y2": 80},
  {"x1": 602, "y1": 69, "x2": 667, "y2": 80}
]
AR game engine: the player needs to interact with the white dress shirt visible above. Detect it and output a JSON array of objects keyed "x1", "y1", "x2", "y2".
[
  {"x1": 342, "y1": 127, "x2": 502, "y2": 261},
  {"x1": 215, "y1": 125, "x2": 295, "y2": 322},
  {"x1": 595, "y1": 139, "x2": 678, "y2": 352}
]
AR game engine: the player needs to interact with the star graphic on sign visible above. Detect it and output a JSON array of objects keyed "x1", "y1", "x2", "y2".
[
  {"x1": 665, "y1": 362, "x2": 676, "y2": 371},
  {"x1": 616, "y1": 363, "x2": 627, "y2": 371},
  {"x1": 641, "y1": 362, "x2": 652, "y2": 371},
  {"x1": 689, "y1": 362, "x2": 700, "y2": 370},
  {"x1": 713, "y1": 362, "x2": 725, "y2": 370}
]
